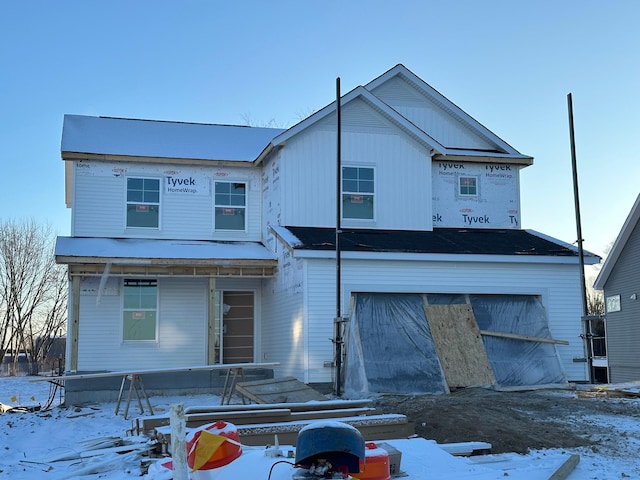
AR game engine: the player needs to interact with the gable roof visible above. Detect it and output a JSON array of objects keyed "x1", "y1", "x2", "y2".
[
  {"x1": 61, "y1": 65, "x2": 531, "y2": 168},
  {"x1": 366, "y1": 65, "x2": 531, "y2": 163},
  {"x1": 267, "y1": 64, "x2": 532, "y2": 166},
  {"x1": 270, "y1": 85, "x2": 447, "y2": 153},
  {"x1": 594, "y1": 193, "x2": 640, "y2": 290},
  {"x1": 61, "y1": 114, "x2": 284, "y2": 163},
  {"x1": 272, "y1": 226, "x2": 600, "y2": 263}
]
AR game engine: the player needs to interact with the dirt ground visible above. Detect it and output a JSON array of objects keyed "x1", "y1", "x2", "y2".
[{"x1": 370, "y1": 387, "x2": 640, "y2": 454}]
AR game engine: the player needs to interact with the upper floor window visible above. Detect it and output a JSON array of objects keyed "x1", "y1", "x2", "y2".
[
  {"x1": 342, "y1": 166, "x2": 374, "y2": 220},
  {"x1": 127, "y1": 178, "x2": 160, "y2": 228},
  {"x1": 459, "y1": 176, "x2": 478, "y2": 196},
  {"x1": 123, "y1": 279, "x2": 157, "y2": 341},
  {"x1": 215, "y1": 182, "x2": 246, "y2": 230}
]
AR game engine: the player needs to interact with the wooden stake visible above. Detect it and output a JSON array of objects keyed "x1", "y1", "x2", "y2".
[{"x1": 170, "y1": 404, "x2": 188, "y2": 480}]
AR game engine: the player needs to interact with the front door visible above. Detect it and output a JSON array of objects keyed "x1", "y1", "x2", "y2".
[{"x1": 214, "y1": 290, "x2": 254, "y2": 364}]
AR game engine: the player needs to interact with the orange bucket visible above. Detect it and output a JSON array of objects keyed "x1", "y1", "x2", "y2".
[
  {"x1": 186, "y1": 420, "x2": 242, "y2": 471},
  {"x1": 353, "y1": 442, "x2": 391, "y2": 480}
]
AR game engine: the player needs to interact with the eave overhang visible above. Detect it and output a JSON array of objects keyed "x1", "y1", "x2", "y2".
[{"x1": 55, "y1": 237, "x2": 277, "y2": 278}]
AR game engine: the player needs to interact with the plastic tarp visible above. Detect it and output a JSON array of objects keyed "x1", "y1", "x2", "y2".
[
  {"x1": 344, "y1": 293, "x2": 566, "y2": 398},
  {"x1": 344, "y1": 293, "x2": 448, "y2": 398},
  {"x1": 467, "y1": 294, "x2": 566, "y2": 386}
]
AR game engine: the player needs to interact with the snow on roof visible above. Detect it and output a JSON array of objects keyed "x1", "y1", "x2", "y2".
[
  {"x1": 61, "y1": 115, "x2": 284, "y2": 162},
  {"x1": 55, "y1": 236, "x2": 276, "y2": 261},
  {"x1": 269, "y1": 225, "x2": 304, "y2": 248}
]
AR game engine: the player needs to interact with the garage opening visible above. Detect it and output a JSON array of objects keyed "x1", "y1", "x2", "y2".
[{"x1": 344, "y1": 293, "x2": 566, "y2": 398}]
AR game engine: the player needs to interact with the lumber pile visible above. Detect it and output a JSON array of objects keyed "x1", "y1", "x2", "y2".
[
  {"x1": 147, "y1": 400, "x2": 415, "y2": 449},
  {"x1": 144, "y1": 377, "x2": 415, "y2": 452}
]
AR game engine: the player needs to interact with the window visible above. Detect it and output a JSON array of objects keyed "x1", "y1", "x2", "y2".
[
  {"x1": 215, "y1": 182, "x2": 246, "y2": 230},
  {"x1": 123, "y1": 279, "x2": 157, "y2": 341},
  {"x1": 342, "y1": 166, "x2": 374, "y2": 219},
  {"x1": 459, "y1": 176, "x2": 477, "y2": 196},
  {"x1": 606, "y1": 294, "x2": 621, "y2": 313},
  {"x1": 127, "y1": 178, "x2": 160, "y2": 228}
]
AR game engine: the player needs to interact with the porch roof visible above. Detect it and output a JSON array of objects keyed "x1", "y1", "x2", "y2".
[{"x1": 55, "y1": 236, "x2": 277, "y2": 277}]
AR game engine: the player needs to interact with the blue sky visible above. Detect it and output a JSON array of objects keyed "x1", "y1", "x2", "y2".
[{"x1": 1, "y1": 1, "x2": 638, "y2": 258}]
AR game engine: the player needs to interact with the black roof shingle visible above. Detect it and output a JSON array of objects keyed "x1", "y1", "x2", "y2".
[{"x1": 283, "y1": 227, "x2": 591, "y2": 257}]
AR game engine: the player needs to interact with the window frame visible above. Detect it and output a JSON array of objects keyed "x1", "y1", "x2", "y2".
[
  {"x1": 126, "y1": 177, "x2": 161, "y2": 229},
  {"x1": 214, "y1": 181, "x2": 247, "y2": 231},
  {"x1": 458, "y1": 175, "x2": 479, "y2": 197},
  {"x1": 605, "y1": 294, "x2": 621, "y2": 313},
  {"x1": 342, "y1": 165, "x2": 375, "y2": 221},
  {"x1": 122, "y1": 278, "x2": 158, "y2": 342}
]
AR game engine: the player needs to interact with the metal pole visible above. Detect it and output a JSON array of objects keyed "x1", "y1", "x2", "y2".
[
  {"x1": 335, "y1": 77, "x2": 343, "y2": 396},
  {"x1": 567, "y1": 93, "x2": 593, "y2": 383}
]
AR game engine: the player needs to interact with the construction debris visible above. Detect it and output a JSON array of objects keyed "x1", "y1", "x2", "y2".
[
  {"x1": 0, "y1": 401, "x2": 40, "y2": 413},
  {"x1": 577, "y1": 383, "x2": 640, "y2": 399},
  {"x1": 149, "y1": 402, "x2": 415, "y2": 449}
]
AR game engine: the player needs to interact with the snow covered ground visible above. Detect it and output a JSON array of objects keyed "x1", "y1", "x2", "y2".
[{"x1": 1, "y1": 376, "x2": 639, "y2": 479}]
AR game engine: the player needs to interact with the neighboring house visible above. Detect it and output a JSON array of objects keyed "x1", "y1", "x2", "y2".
[
  {"x1": 594, "y1": 193, "x2": 640, "y2": 383},
  {"x1": 57, "y1": 65, "x2": 599, "y2": 402}
]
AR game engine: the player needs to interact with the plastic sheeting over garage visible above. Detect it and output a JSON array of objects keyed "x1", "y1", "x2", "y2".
[{"x1": 344, "y1": 293, "x2": 566, "y2": 398}]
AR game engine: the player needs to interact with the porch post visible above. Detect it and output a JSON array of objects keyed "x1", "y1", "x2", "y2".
[
  {"x1": 70, "y1": 275, "x2": 80, "y2": 372},
  {"x1": 207, "y1": 277, "x2": 216, "y2": 364}
]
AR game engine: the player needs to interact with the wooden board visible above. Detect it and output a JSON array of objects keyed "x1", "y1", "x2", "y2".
[
  {"x1": 184, "y1": 399, "x2": 371, "y2": 414},
  {"x1": 424, "y1": 304, "x2": 496, "y2": 389},
  {"x1": 29, "y1": 362, "x2": 280, "y2": 382},
  {"x1": 480, "y1": 330, "x2": 569, "y2": 345},
  {"x1": 235, "y1": 376, "x2": 328, "y2": 403},
  {"x1": 153, "y1": 413, "x2": 415, "y2": 447}
]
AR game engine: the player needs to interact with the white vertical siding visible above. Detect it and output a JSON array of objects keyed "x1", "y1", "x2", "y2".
[
  {"x1": 301, "y1": 257, "x2": 588, "y2": 383},
  {"x1": 278, "y1": 99, "x2": 433, "y2": 231},
  {"x1": 77, "y1": 277, "x2": 208, "y2": 371},
  {"x1": 305, "y1": 259, "x2": 341, "y2": 383},
  {"x1": 369, "y1": 76, "x2": 498, "y2": 150},
  {"x1": 260, "y1": 246, "x2": 307, "y2": 381}
]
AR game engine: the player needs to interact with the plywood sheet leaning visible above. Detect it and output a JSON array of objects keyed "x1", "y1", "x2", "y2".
[
  {"x1": 423, "y1": 304, "x2": 496, "y2": 389},
  {"x1": 235, "y1": 376, "x2": 329, "y2": 404}
]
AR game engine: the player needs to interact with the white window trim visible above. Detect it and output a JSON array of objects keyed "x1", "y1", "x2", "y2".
[
  {"x1": 458, "y1": 175, "x2": 479, "y2": 197},
  {"x1": 342, "y1": 165, "x2": 376, "y2": 222},
  {"x1": 121, "y1": 278, "x2": 159, "y2": 342},
  {"x1": 125, "y1": 176, "x2": 162, "y2": 230},
  {"x1": 214, "y1": 180, "x2": 248, "y2": 232}
]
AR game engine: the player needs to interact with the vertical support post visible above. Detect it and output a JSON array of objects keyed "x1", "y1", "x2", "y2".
[
  {"x1": 335, "y1": 77, "x2": 343, "y2": 397},
  {"x1": 70, "y1": 276, "x2": 80, "y2": 372},
  {"x1": 208, "y1": 277, "x2": 217, "y2": 364},
  {"x1": 567, "y1": 93, "x2": 593, "y2": 383}
]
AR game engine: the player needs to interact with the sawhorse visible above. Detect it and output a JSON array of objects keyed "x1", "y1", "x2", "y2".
[
  {"x1": 220, "y1": 367, "x2": 246, "y2": 405},
  {"x1": 115, "y1": 374, "x2": 154, "y2": 419}
]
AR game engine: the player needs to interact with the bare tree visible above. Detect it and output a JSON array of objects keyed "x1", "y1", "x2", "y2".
[
  {"x1": 0, "y1": 219, "x2": 67, "y2": 373},
  {"x1": 586, "y1": 287, "x2": 604, "y2": 316}
]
